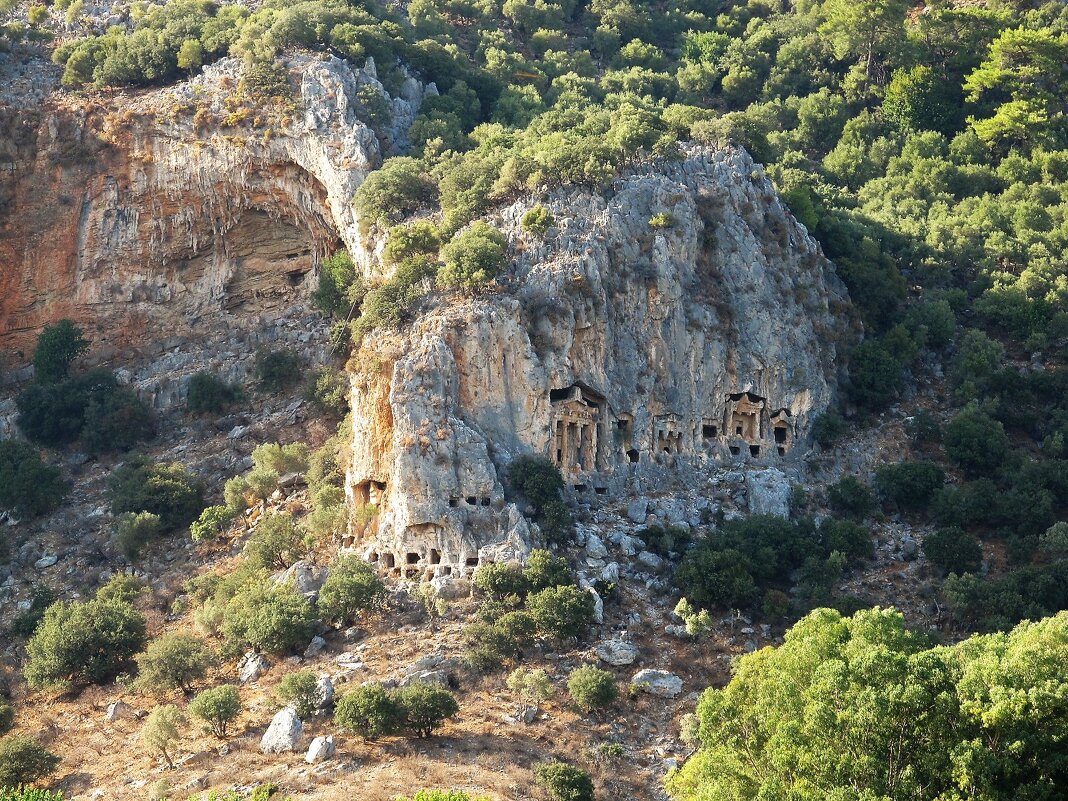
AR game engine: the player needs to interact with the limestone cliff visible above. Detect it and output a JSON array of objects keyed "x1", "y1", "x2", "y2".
[
  {"x1": 0, "y1": 54, "x2": 430, "y2": 397},
  {"x1": 346, "y1": 147, "x2": 853, "y2": 577}
]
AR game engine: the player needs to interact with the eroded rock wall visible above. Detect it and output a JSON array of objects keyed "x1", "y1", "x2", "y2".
[
  {"x1": 0, "y1": 55, "x2": 429, "y2": 391},
  {"x1": 348, "y1": 146, "x2": 854, "y2": 577}
]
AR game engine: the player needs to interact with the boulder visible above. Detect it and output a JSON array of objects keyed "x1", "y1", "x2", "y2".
[
  {"x1": 260, "y1": 707, "x2": 303, "y2": 754},
  {"x1": 314, "y1": 675, "x2": 335, "y2": 709},
  {"x1": 304, "y1": 735, "x2": 335, "y2": 764},
  {"x1": 637, "y1": 550, "x2": 665, "y2": 572},
  {"x1": 518, "y1": 706, "x2": 537, "y2": 724},
  {"x1": 105, "y1": 701, "x2": 136, "y2": 722},
  {"x1": 274, "y1": 560, "x2": 327, "y2": 597},
  {"x1": 627, "y1": 499, "x2": 649, "y2": 524},
  {"x1": 586, "y1": 586, "x2": 604, "y2": 625},
  {"x1": 304, "y1": 636, "x2": 327, "y2": 658},
  {"x1": 745, "y1": 469, "x2": 791, "y2": 518},
  {"x1": 238, "y1": 652, "x2": 269, "y2": 684},
  {"x1": 631, "y1": 669, "x2": 683, "y2": 698},
  {"x1": 585, "y1": 534, "x2": 608, "y2": 559},
  {"x1": 594, "y1": 640, "x2": 639, "y2": 666}
]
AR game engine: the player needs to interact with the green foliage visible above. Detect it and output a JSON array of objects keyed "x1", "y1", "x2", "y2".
[
  {"x1": 438, "y1": 222, "x2": 508, "y2": 291},
  {"x1": 24, "y1": 588, "x2": 146, "y2": 689},
  {"x1": 32, "y1": 319, "x2": 87, "y2": 384},
  {"x1": 254, "y1": 347, "x2": 303, "y2": 393},
  {"x1": 669, "y1": 608, "x2": 1068, "y2": 801},
  {"x1": 826, "y1": 475, "x2": 876, "y2": 519},
  {"x1": 251, "y1": 442, "x2": 309, "y2": 476},
  {"x1": 506, "y1": 667, "x2": 553, "y2": 707},
  {"x1": 508, "y1": 456, "x2": 572, "y2": 546},
  {"x1": 521, "y1": 205, "x2": 555, "y2": 235},
  {"x1": 648, "y1": 212, "x2": 676, "y2": 229},
  {"x1": 108, "y1": 457, "x2": 205, "y2": 530},
  {"x1": 0, "y1": 736, "x2": 60, "y2": 789},
  {"x1": 221, "y1": 578, "x2": 315, "y2": 654},
  {"x1": 142, "y1": 704, "x2": 185, "y2": 769},
  {"x1": 567, "y1": 665, "x2": 617, "y2": 713},
  {"x1": 522, "y1": 549, "x2": 572, "y2": 593},
  {"x1": 186, "y1": 371, "x2": 238, "y2": 414},
  {"x1": 312, "y1": 251, "x2": 357, "y2": 318},
  {"x1": 276, "y1": 671, "x2": 320, "y2": 719},
  {"x1": 353, "y1": 157, "x2": 435, "y2": 232},
  {"x1": 10, "y1": 586, "x2": 58, "y2": 639},
  {"x1": 383, "y1": 222, "x2": 440, "y2": 265},
  {"x1": 113, "y1": 511, "x2": 163, "y2": 561},
  {"x1": 306, "y1": 366, "x2": 348, "y2": 417},
  {"x1": 0, "y1": 440, "x2": 65, "y2": 519},
  {"x1": 677, "y1": 515, "x2": 873, "y2": 614},
  {"x1": 393, "y1": 682, "x2": 459, "y2": 738},
  {"x1": 526, "y1": 585, "x2": 595, "y2": 640},
  {"x1": 135, "y1": 632, "x2": 212, "y2": 695},
  {"x1": 317, "y1": 554, "x2": 386, "y2": 625},
  {"x1": 17, "y1": 368, "x2": 152, "y2": 452},
  {"x1": 534, "y1": 762, "x2": 595, "y2": 801},
  {"x1": 189, "y1": 685, "x2": 241, "y2": 737},
  {"x1": 394, "y1": 792, "x2": 488, "y2": 801},
  {"x1": 943, "y1": 404, "x2": 1010, "y2": 476},
  {"x1": 0, "y1": 789, "x2": 65, "y2": 801},
  {"x1": 873, "y1": 461, "x2": 945, "y2": 513},
  {"x1": 0, "y1": 705, "x2": 12, "y2": 735},
  {"x1": 810, "y1": 413, "x2": 847, "y2": 448},
  {"x1": 924, "y1": 527, "x2": 982, "y2": 575},
  {"x1": 945, "y1": 562, "x2": 1068, "y2": 631},
  {"x1": 190, "y1": 505, "x2": 236, "y2": 542},
  {"x1": 474, "y1": 562, "x2": 528, "y2": 599},
  {"x1": 636, "y1": 525, "x2": 692, "y2": 559},
  {"x1": 244, "y1": 513, "x2": 306, "y2": 570},
  {"x1": 334, "y1": 684, "x2": 401, "y2": 740}
]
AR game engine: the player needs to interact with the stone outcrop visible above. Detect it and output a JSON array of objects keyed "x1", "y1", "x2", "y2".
[
  {"x1": 346, "y1": 146, "x2": 852, "y2": 578},
  {"x1": 0, "y1": 54, "x2": 430, "y2": 384}
]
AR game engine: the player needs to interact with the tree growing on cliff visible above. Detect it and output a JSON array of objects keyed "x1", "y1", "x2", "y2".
[
  {"x1": 437, "y1": 222, "x2": 508, "y2": 291},
  {"x1": 0, "y1": 440, "x2": 66, "y2": 519},
  {"x1": 32, "y1": 319, "x2": 88, "y2": 384}
]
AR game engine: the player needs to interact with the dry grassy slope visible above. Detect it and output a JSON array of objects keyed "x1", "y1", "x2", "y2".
[{"x1": 2, "y1": 366, "x2": 998, "y2": 801}]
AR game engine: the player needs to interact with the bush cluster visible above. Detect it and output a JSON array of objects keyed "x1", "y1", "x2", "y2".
[
  {"x1": 508, "y1": 456, "x2": 573, "y2": 546},
  {"x1": 108, "y1": 457, "x2": 205, "y2": 531},
  {"x1": 334, "y1": 681, "x2": 458, "y2": 740},
  {"x1": 0, "y1": 440, "x2": 65, "y2": 519}
]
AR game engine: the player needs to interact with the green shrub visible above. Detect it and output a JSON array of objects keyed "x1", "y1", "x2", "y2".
[
  {"x1": 873, "y1": 461, "x2": 945, "y2": 513},
  {"x1": 636, "y1": 524, "x2": 692, "y2": 558},
  {"x1": 108, "y1": 457, "x2": 205, "y2": 530},
  {"x1": 438, "y1": 222, "x2": 508, "y2": 291},
  {"x1": 567, "y1": 665, "x2": 618, "y2": 713},
  {"x1": 306, "y1": 366, "x2": 348, "y2": 417},
  {"x1": 317, "y1": 555, "x2": 386, "y2": 625},
  {"x1": 924, "y1": 527, "x2": 982, "y2": 575},
  {"x1": 141, "y1": 704, "x2": 184, "y2": 769},
  {"x1": 112, "y1": 511, "x2": 163, "y2": 561},
  {"x1": 276, "y1": 671, "x2": 320, "y2": 719},
  {"x1": 95, "y1": 574, "x2": 145, "y2": 605},
  {"x1": 80, "y1": 382, "x2": 155, "y2": 455},
  {"x1": 0, "y1": 440, "x2": 65, "y2": 519},
  {"x1": 32, "y1": 319, "x2": 87, "y2": 384},
  {"x1": 534, "y1": 761, "x2": 595, "y2": 801},
  {"x1": 24, "y1": 590, "x2": 146, "y2": 690},
  {"x1": 527, "y1": 585, "x2": 595, "y2": 640},
  {"x1": 523, "y1": 549, "x2": 572, "y2": 592},
  {"x1": 394, "y1": 682, "x2": 459, "y2": 738},
  {"x1": 0, "y1": 736, "x2": 60, "y2": 788},
  {"x1": 246, "y1": 466, "x2": 281, "y2": 501},
  {"x1": 251, "y1": 442, "x2": 310, "y2": 476},
  {"x1": 245, "y1": 513, "x2": 306, "y2": 570},
  {"x1": 186, "y1": 372, "x2": 238, "y2": 413},
  {"x1": 254, "y1": 347, "x2": 303, "y2": 393},
  {"x1": 395, "y1": 792, "x2": 487, "y2": 801},
  {"x1": 135, "y1": 632, "x2": 212, "y2": 695},
  {"x1": 905, "y1": 410, "x2": 942, "y2": 446},
  {"x1": 810, "y1": 413, "x2": 847, "y2": 448},
  {"x1": 0, "y1": 705, "x2": 12, "y2": 735},
  {"x1": 463, "y1": 617, "x2": 532, "y2": 672},
  {"x1": 384, "y1": 222, "x2": 440, "y2": 265},
  {"x1": 508, "y1": 456, "x2": 572, "y2": 546},
  {"x1": 312, "y1": 251, "x2": 357, "y2": 317},
  {"x1": 334, "y1": 684, "x2": 401, "y2": 740},
  {"x1": 649, "y1": 212, "x2": 676, "y2": 229},
  {"x1": 0, "y1": 789, "x2": 65, "y2": 801},
  {"x1": 190, "y1": 505, "x2": 236, "y2": 542},
  {"x1": 826, "y1": 476, "x2": 876, "y2": 519},
  {"x1": 474, "y1": 562, "x2": 529, "y2": 598},
  {"x1": 189, "y1": 684, "x2": 241, "y2": 738},
  {"x1": 221, "y1": 579, "x2": 315, "y2": 654},
  {"x1": 818, "y1": 519, "x2": 874, "y2": 562},
  {"x1": 943, "y1": 404, "x2": 1010, "y2": 476},
  {"x1": 506, "y1": 667, "x2": 553, "y2": 707},
  {"x1": 521, "y1": 205, "x2": 555, "y2": 234},
  {"x1": 10, "y1": 586, "x2": 57, "y2": 639},
  {"x1": 224, "y1": 475, "x2": 254, "y2": 512},
  {"x1": 352, "y1": 157, "x2": 435, "y2": 232}
]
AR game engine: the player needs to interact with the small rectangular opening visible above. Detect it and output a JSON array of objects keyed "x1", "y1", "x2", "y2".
[
  {"x1": 595, "y1": 487, "x2": 608, "y2": 495},
  {"x1": 627, "y1": 449, "x2": 639, "y2": 463},
  {"x1": 406, "y1": 552, "x2": 420, "y2": 564},
  {"x1": 735, "y1": 425, "x2": 743, "y2": 435},
  {"x1": 774, "y1": 427, "x2": 787, "y2": 443},
  {"x1": 702, "y1": 424, "x2": 717, "y2": 438},
  {"x1": 430, "y1": 549, "x2": 441, "y2": 564},
  {"x1": 777, "y1": 446, "x2": 786, "y2": 456},
  {"x1": 465, "y1": 557, "x2": 479, "y2": 567},
  {"x1": 750, "y1": 445, "x2": 760, "y2": 457},
  {"x1": 729, "y1": 445, "x2": 740, "y2": 455},
  {"x1": 466, "y1": 496, "x2": 477, "y2": 505},
  {"x1": 449, "y1": 498, "x2": 459, "y2": 508},
  {"x1": 480, "y1": 497, "x2": 491, "y2": 506},
  {"x1": 442, "y1": 566, "x2": 452, "y2": 576},
  {"x1": 573, "y1": 484, "x2": 588, "y2": 492}
]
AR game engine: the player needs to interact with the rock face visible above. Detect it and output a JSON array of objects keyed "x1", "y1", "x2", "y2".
[
  {"x1": 631, "y1": 669, "x2": 684, "y2": 698},
  {"x1": 260, "y1": 707, "x2": 303, "y2": 754},
  {"x1": 346, "y1": 147, "x2": 850, "y2": 578},
  {"x1": 0, "y1": 54, "x2": 430, "y2": 382}
]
